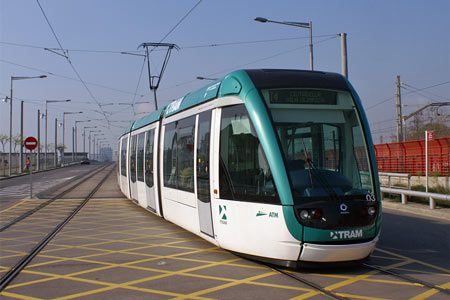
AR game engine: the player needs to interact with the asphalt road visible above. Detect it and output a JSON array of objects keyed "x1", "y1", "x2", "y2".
[
  {"x1": 0, "y1": 163, "x2": 101, "y2": 211},
  {"x1": 1, "y1": 166, "x2": 448, "y2": 270},
  {"x1": 378, "y1": 207, "x2": 449, "y2": 269}
]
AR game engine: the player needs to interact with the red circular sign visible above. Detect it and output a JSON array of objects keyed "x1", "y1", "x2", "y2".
[{"x1": 24, "y1": 136, "x2": 38, "y2": 151}]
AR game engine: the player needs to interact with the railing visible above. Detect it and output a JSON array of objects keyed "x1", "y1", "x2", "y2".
[
  {"x1": 375, "y1": 136, "x2": 450, "y2": 176},
  {"x1": 381, "y1": 187, "x2": 450, "y2": 209},
  {"x1": 378, "y1": 172, "x2": 411, "y2": 189}
]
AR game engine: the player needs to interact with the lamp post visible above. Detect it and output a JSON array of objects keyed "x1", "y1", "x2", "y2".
[
  {"x1": 62, "y1": 111, "x2": 82, "y2": 166},
  {"x1": 83, "y1": 126, "x2": 97, "y2": 157},
  {"x1": 93, "y1": 134, "x2": 104, "y2": 161},
  {"x1": 254, "y1": 17, "x2": 313, "y2": 70},
  {"x1": 45, "y1": 99, "x2": 71, "y2": 169},
  {"x1": 89, "y1": 130, "x2": 101, "y2": 159},
  {"x1": 74, "y1": 120, "x2": 91, "y2": 161},
  {"x1": 9, "y1": 75, "x2": 47, "y2": 176}
]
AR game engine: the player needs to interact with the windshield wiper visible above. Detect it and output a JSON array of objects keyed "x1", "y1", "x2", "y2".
[{"x1": 301, "y1": 139, "x2": 314, "y2": 189}]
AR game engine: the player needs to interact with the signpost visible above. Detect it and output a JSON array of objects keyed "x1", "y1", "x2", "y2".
[
  {"x1": 24, "y1": 136, "x2": 38, "y2": 198},
  {"x1": 425, "y1": 131, "x2": 434, "y2": 193}
]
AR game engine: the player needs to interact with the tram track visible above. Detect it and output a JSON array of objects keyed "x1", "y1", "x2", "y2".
[
  {"x1": 257, "y1": 260, "x2": 449, "y2": 299},
  {"x1": 258, "y1": 262, "x2": 349, "y2": 300},
  {"x1": 0, "y1": 163, "x2": 110, "y2": 232},
  {"x1": 362, "y1": 263, "x2": 450, "y2": 295},
  {"x1": 0, "y1": 164, "x2": 116, "y2": 292}
]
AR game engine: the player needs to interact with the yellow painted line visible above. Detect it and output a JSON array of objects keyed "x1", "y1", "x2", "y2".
[
  {"x1": 46, "y1": 258, "x2": 245, "y2": 300},
  {"x1": 324, "y1": 260, "x2": 415, "y2": 291},
  {"x1": 0, "y1": 200, "x2": 33, "y2": 214},
  {"x1": 248, "y1": 280, "x2": 315, "y2": 292},
  {"x1": 337, "y1": 293, "x2": 390, "y2": 300},
  {"x1": 288, "y1": 290, "x2": 321, "y2": 299},
  {"x1": 172, "y1": 271, "x2": 280, "y2": 300},
  {"x1": 409, "y1": 289, "x2": 441, "y2": 300},
  {"x1": 0, "y1": 291, "x2": 42, "y2": 300},
  {"x1": 376, "y1": 247, "x2": 450, "y2": 273}
]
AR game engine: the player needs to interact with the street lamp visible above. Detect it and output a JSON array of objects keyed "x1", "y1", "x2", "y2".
[
  {"x1": 83, "y1": 126, "x2": 97, "y2": 156},
  {"x1": 196, "y1": 76, "x2": 218, "y2": 81},
  {"x1": 254, "y1": 17, "x2": 313, "y2": 70},
  {"x1": 45, "y1": 99, "x2": 71, "y2": 168},
  {"x1": 74, "y1": 120, "x2": 91, "y2": 161},
  {"x1": 9, "y1": 75, "x2": 47, "y2": 176},
  {"x1": 89, "y1": 130, "x2": 101, "y2": 159},
  {"x1": 93, "y1": 134, "x2": 104, "y2": 161},
  {"x1": 62, "y1": 111, "x2": 82, "y2": 166}
]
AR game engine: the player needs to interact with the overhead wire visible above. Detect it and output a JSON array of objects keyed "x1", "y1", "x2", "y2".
[
  {"x1": 0, "y1": 59, "x2": 141, "y2": 96},
  {"x1": 1, "y1": 35, "x2": 337, "y2": 53},
  {"x1": 35, "y1": 0, "x2": 110, "y2": 128},
  {"x1": 366, "y1": 80, "x2": 450, "y2": 111}
]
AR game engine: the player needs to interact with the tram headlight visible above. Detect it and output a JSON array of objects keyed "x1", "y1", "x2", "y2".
[
  {"x1": 367, "y1": 206, "x2": 376, "y2": 216},
  {"x1": 300, "y1": 210, "x2": 310, "y2": 220}
]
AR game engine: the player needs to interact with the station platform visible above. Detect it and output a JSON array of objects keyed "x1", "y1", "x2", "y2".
[{"x1": 1, "y1": 170, "x2": 449, "y2": 300}]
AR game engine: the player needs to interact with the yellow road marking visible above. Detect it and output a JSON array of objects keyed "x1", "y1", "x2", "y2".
[
  {"x1": 324, "y1": 260, "x2": 417, "y2": 291},
  {"x1": 0, "y1": 291, "x2": 42, "y2": 300},
  {"x1": 376, "y1": 247, "x2": 450, "y2": 273}
]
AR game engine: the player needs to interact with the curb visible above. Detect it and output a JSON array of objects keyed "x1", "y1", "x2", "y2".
[{"x1": 382, "y1": 199, "x2": 450, "y2": 222}]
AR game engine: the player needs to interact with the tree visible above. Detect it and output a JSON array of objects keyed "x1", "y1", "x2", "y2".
[
  {"x1": 0, "y1": 134, "x2": 9, "y2": 152},
  {"x1": 405, "y1": 108, "x2": 450, "y2": 141},
  {"x1": 12, "y1": 134, "x2": 23, "y2": 153}
]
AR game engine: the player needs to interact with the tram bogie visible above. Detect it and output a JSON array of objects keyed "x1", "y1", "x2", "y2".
[{"x1": 118, "y1": 69, "x2": 382, "y2": 267}]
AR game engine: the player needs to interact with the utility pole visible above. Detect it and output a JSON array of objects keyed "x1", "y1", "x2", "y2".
[
  {"x1": 54, "y1": 118, "x2": 58, "y2": 167},
  {"x1": 20, "y1": 101, "x2": 24, "y2": 172},
  {"x1": 37, "y1": 109, "x2": 41, "y2": 170},
  {"x1": 396, "y1": 75, "x2": 403, "y2": 142}
]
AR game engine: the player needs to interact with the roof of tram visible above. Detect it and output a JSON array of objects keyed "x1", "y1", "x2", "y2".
[{"x1": 121, "y1": 69, "x2": 349, "y2": 136}]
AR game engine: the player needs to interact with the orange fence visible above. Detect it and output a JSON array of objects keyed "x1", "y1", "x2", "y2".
[{"x1": 374, "y1": 137, "x2": 450, "y2": 176}]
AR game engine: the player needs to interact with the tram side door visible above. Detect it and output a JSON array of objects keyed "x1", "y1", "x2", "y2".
[
  {"x1": 144, "y1": 128, "x2": 157, "y2": 212},
  {"x1": 196, "y1": 110, "x2": 214, "y2": 237},
  {"x1": 129, "y1": 134, "x2": 138, "y2": 201}
]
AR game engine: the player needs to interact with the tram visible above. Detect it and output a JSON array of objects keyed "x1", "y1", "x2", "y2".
[{"x1": 118, "y1": 69, "x2": 382, "y2": 267}]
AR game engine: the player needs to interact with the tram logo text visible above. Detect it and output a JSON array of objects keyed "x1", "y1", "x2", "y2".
[{"x1": 330, "y1": 229, "x2": 363, "y2": 240}]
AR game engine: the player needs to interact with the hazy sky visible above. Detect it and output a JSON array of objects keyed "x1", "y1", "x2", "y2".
[{"x1": 1, "y1": 0, "x2": 449, "y2": 153}]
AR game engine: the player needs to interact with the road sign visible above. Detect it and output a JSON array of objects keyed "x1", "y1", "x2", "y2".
[
  {"x1": 427, "y1": 131, "x2": 434, "y2": 141},
  {"x1": 24, "y1": 136, "x2": 38, "y2": 151}
]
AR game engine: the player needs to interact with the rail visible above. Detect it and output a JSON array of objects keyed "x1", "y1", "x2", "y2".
[
  {"x1": 378, "y1": 172, "x2": 411, "y2": 189},
  {"x1": 381, "y1": 187, "x2": 450, "y2": 209}
]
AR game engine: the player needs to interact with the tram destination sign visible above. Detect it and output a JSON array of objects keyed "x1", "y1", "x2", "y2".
[
  {"x1": 268, "y1": 89, "x2": 337, "y2": 105},
  {"x1": 24, "y1": 136, "x2": 38, "y2": 151}
]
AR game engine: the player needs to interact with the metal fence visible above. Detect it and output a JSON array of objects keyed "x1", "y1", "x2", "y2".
[{"x1": 375, "y1": 137, "x2": 450, "y2": 176}]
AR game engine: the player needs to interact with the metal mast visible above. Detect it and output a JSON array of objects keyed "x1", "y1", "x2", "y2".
[{"x1": 139, "y1": 43, "x2": 179, "y2": 110}]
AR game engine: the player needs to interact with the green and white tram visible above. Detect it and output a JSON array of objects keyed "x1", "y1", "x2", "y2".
[{"x1": 118, "y1": 69, "x2": 381, "y2": 267}]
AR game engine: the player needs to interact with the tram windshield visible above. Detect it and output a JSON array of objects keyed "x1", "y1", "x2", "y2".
[{"x1": 261, "y1": 88, "x2": 375, "y2": 201}]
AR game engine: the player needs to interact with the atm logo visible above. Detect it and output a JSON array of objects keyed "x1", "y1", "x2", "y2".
[{"x1": 330, "y1": 229, "x2": 363, "y2": 240}]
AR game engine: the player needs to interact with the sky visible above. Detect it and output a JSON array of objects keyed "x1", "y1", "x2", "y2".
[{"x1": 1, "y1": 0, "x2": 449, "y2": 155}]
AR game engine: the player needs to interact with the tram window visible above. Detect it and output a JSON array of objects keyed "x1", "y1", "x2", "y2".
[
  {"x1": 177, "y1": 116, "x2": 195, "y2": 192},
  {"x1": 137, "y1": 133, "x2": 145, "y2": 182},
  {"x1": 120, "y1": 138, "x2": 127, "y2": 176},
  {"x1": 130, "y1": 135, "x2": 137, "y2": 183},
  {"x1": 163, "y1": 116, "x2": 196, "y2": 192},
  {"x1": 145, "y1": 129, "x2": 154, "y2": 187},
  {"x1": 352, "y1": 126, "x2": 371, "y2": 189},
  {"x1": 219, "y1": 105, "x2": 279, "y2": 203},
  {"x1": 197, "y1": 111, "x2": 212, "y2": 202},
  {"x1": 163, "y1": 123, "x2": 177, "y2": 188}
]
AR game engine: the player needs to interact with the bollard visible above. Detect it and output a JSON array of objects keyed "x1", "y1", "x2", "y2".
[
  {"x1": 429, "y1": 197, "x2": 436, "y2": 209},
  {"x1": 401, "y1": 193, "x2": 407, "y2": 205}
]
